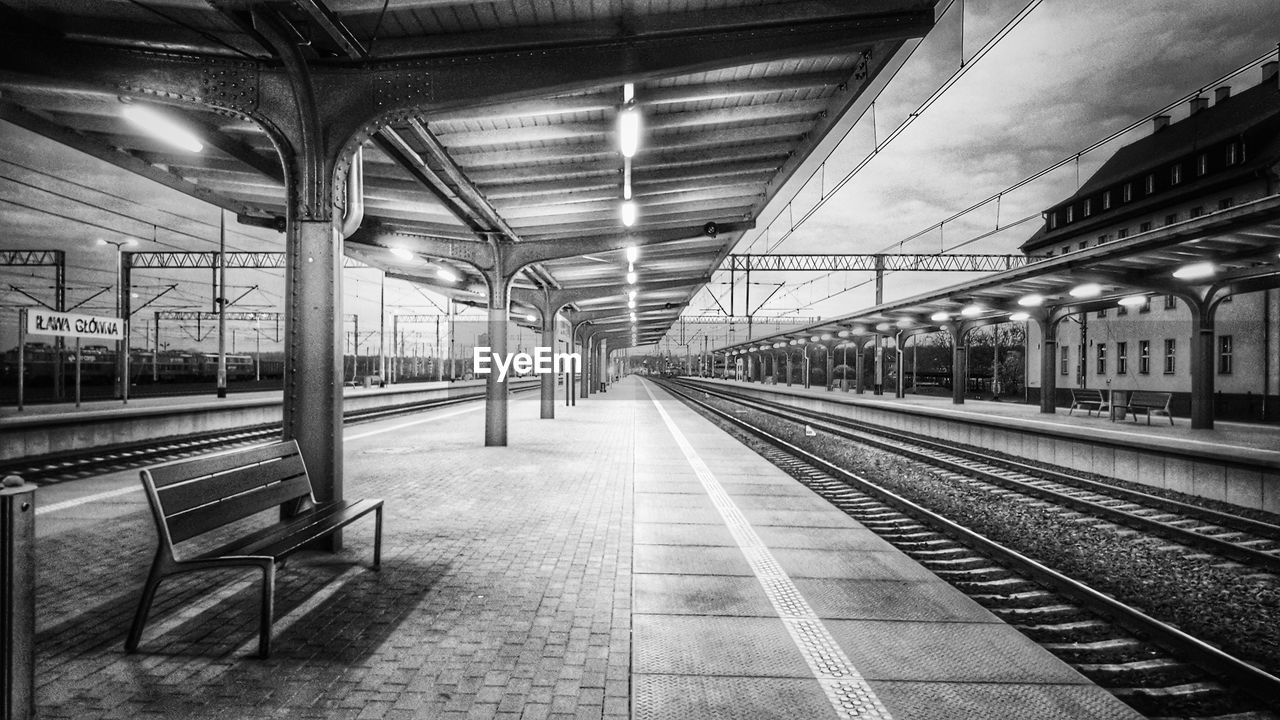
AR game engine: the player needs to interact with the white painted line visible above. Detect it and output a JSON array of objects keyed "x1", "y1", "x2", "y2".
[
  {"x1": 36, "y1": 401, "x2": 485, "y2": 514},
  {"x1": 36, "y1": 484, "x2": 141, "y2": 515},
  {"x1": 232, "y1": 566, "x2": 362, "y2": 657},
  {"x1": 642, "y1": 380, "x2": 893, "y2": 720}
]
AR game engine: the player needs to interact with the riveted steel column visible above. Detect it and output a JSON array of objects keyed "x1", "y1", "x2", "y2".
[
  {"x1": 539, "y1": 307, "x2": 556, "y2": 419},
  {"x1": 285, "y1": 220, "x2": 344, "y2": 507},
  {"x1": 1035, "y1": 314, "x2": 1058, "y2": 414},
  {"x1": 785, "y1": 352, "x2": 794, "y2": 387},
  {"x1": 598, "y1": 337, "x2": 608, "y2": 392},
  {"x1": 1189, "y1": 300, "x2": 1217, "y2": 429},
  {"x1": 1, "y1": 476, "x2": 34, "y2": 720},
  {"x1": 948, "y1": 323, "x2": 968, "y2": 405},
  {"x1": 855, "y1": 340, "x2": 866, "y2": 394},
  {"x1": 825, "y1": 345, "x2": 835, "y2": 391},
  {"x1": 485, "y1": 277, "x2": 511, "y2": 446},
  {"x1": 895, "y1": 332, "x2": 906, "y2": 399}
]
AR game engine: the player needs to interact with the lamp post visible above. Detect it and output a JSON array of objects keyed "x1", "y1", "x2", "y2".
[{"x1": 97, "y1": 237, "x2": 137, "y2": 403}]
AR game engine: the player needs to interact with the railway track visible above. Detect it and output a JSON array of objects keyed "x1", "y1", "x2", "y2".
[
  {"x1": 3, "y1": 385, "x2": 535, "y2": 485},
  {"x1": 673, "y1": 379, "x2": 1280, "y2": 575},
  {"x1": 656, "y1": 378, "x2": 1280, "y2": 719}
]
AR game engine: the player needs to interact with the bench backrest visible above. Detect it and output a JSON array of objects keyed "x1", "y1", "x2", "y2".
[
  {"x1": 1127, "y1": 391, "x2": 1171, "y2": 408},
  {"x1": 141, "y1": 440, "x2": 313, "y2": 546},
  {"x1": 1071, "y1": 389, "x2": 1103, "y2": 401}
]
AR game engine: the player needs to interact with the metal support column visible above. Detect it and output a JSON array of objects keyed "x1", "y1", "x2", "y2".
[
  {"x1": 948, "y1": 323, "x2": 968, "y2": 405},
  {"x1": 785, "y1": 352, "x2": 793, "y2": 386},
  {"x1": 855, "y1": 340, "x2": 866, "y2": 394},
  {"x1": 1188, "y1": 299, "x2": 1219, "y2": 429},
  {"x1": 825, "y1": 345, "x2": 834, "y2": 391},
  {"x1": 484, "y1": 276, "x2": 511, "y2": 445},
  {"x1": 895, "y1": 332, "x2": 906, "y2": 399},
  {"x1": 1035, "y1": 314, "x2": 1058, "y2": 414},
  {"x1": 539, "y1": 306, "x2": 556, "y2": 419}
]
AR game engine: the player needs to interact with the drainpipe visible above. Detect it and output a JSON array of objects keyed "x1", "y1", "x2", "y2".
[{"x1": 339, "y1": 147, "x2": 365, "y2": 239}]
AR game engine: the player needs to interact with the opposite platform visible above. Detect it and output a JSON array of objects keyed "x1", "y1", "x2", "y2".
[{"x1": 29, "y1": 375, "x2": 1140, "y2": 719}]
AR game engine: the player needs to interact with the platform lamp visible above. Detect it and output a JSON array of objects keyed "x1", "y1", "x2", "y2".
[{"x1": 98, "y1": 237, "x2": 137, "y2": 403}]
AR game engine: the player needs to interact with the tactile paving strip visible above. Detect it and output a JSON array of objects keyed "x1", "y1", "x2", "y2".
[{"x1": 643, "y1": 382, "x2": 894, "y2": 720}]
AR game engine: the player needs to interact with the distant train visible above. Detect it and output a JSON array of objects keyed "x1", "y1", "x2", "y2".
[{"x1": 1, "y1": 343, "x2": 284, "y2": 387}]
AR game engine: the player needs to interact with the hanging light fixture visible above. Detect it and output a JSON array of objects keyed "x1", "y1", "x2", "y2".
[
  {"x1": 1172, "y1": 262, "x2": 1215, "y2": 280},
  {"x1": 620, "y1": 200, "x2": 637, "y2": 227},
  {"x1": 1069, "y1": 283, "x2": 1102, "y2": 298},
  {"x1": 1017, "y1": 293, "x2": 1044, "y2": 307},
  {"x1": 1009, "y1": 311, "x2": 1030, "y2": 322},
  {"x1": 436, "y1": 265, "x2": 459, "y2": 282},
  {"x1": 389, "y1": 247, "x2": 414, "y2": 260}
]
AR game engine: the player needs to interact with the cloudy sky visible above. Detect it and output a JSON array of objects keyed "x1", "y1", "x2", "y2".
[
  {"x1": 689, "y1": 0, "x2": 1279, "y2": 328},
  {"x1": 1, "y1": 0, "x2": 1277, "y2": 354}
]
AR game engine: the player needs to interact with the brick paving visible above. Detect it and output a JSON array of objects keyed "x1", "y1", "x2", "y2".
[{"x1": 32, "y1": 388, "x2": 634, "y2": 720}]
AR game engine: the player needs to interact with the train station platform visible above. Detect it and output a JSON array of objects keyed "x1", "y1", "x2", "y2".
[
  {"x1": 27, "y1": 375, "x2": 1140, "y2": 719},
  {"x1": 682, "y1": 377, "x2": 1280, "y2": 514}
]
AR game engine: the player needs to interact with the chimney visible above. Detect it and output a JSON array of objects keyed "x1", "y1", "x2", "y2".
[
  {"x1": 1264, "y1": 61, "x2": 1279, "y2": 85},
  {"x1": 1153, "y1": 115, "x2": 1171, "y2": 132},
  {"x1": 1214, "y1": 85, "x2": 1231, "y2": 103},
  {"x1": 1189, "y1": 97, "x2": 1209, "y2": 114}
]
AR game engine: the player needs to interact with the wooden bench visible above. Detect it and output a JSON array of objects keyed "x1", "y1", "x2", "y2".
[
  {"x1": 126, "y1": 440, "x2": 383, "y2": 658},
  {"x1": 1068, "y1": 388, "x2": 1108, "y2": 417},
  {"x1": 1116, "y1": 391, "x2": 1174, "y2": 425}
]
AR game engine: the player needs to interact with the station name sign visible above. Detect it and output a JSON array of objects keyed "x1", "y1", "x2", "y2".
[{"x1": 25, "y1": 310, "x2": 123, "y2": 340}]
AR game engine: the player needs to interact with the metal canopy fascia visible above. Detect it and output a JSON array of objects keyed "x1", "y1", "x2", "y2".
[{"x1": 715, "y1": 195, "x2": 1280, "y2": 353}]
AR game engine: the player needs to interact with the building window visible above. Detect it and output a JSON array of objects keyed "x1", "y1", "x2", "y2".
[
  {"x1": 1164, "y1": 294, "x2": 1177, "y2": 310},
  {"x1": 1097, "y1": 343, "x2": 1107, "y2": 375},
  {"x1": 1048, "y1": 212, "x2": 1057, "y2": 230},
  {"x1": 1117, "y1": 227, "x2": 1129, "y2": 239},
  {"x1": 1102, "y1": 190, "x2": 1112, "y2": 210},
  {"x1": 1117, "y1": 342, "x2": 1128, "y2": 374},
  {"x1": 1165, "y1": 213, "x2": 1178, "y2": 226},
  {"x1": 1083, "y1": 198, "x2": 1093, "y2": 217},
  {"x1": 1098, "y1": 234, "x2": 1110, "y2": 244},
  {"x1": 1139, "y1": 221, "x2": 1152, "y2": 232},
  {"x1": 1097, "y1": 309, "x2": 1107, "y2": 319},
  {"x1": 1123, "y1": 183, "x2": 1133, "y2": 202},
  {"x1": 1117, "y1": 304, "x2": 1128, "y2": 316},
  {"x1": 1218, "y1": 335, "x2": 1233, "y2": 374},
  {"x1": 1197, "y1": 153, "x2": 1208, "y2": 176},
  {"x1": 1163, "y1": 338, "x2": 1176, "y2": 374},
  {"x1": 1144, "y1": 174, "x2": 1155, "y2": 194},
  {"x1": 1171, "y1": 164, "x2": 1182, "y2": 185},
  {"x1": 1060, "y1": 346, "x2": 1069, "y2": 376},
  {"x1": 1066, "y1": 205, "x2": 1074, "y2": 223},
  {"x1": 1062, "y1": 245, "x2": 1070, "y2": 255},
  {"x1": 1139, "y1": 340, "x2": 1151, "y2": 374},
  {"x1": 1139, "y1": 297, "x2": 1151, "y2": 313},
  {"x1": 1226, "y1": 142, "x2": 1240, "y2": 165},
  {"x1": 1078, "y1": 241, "x2": 1088, "y2": 251},
  {"x1": 1219, "y1": 197, "x2": 1234, "y2": 210},
  {"x1": 1045, "y1": 250, "x2": 1053, "y2": 257}
]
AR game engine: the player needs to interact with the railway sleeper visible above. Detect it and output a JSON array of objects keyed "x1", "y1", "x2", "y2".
[
  {"x1": 969, "y1": 590, "x2": 1056, "y2": 606},
  {"x1": 1012, "y1": 619, "x2": 1112, "y2": 641}
]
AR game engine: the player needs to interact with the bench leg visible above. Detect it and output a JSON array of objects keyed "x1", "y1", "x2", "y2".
[
  {"x1": 373, "y1": 506, "x2": 383, "y2": 571},
  {"x1": 125, "y1": 552, "x2": 167, "y2": 653},
  {"x1": 258, "y1": 562, "x2": 275, "y2": 659}
]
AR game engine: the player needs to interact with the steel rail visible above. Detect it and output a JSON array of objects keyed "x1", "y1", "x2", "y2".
[
  {"x1": 677, "y1": 380, "x2": 1280, "y2": 570},
  {"x1": 654, "y1": 378, "x2": 1280, "y2": 707}
]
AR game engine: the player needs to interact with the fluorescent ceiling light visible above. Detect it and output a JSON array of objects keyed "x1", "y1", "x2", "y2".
[
  {"x1": 875, "y1": 322, "x2": 891, "y2": 332},
  {"x1": 1017, "y1": 293, "x2": 1044, "y2": 307},
  {"x1": 960, "y1": 304, "x2": 983, "y2": 317},
  {"x1": 895, "y1": 318, "x2": 913, "y2": 328},
  {"x1": 1172, "y1": 261, "x2": 1215, "y2": 279},
  {"x1": 626, "y1": 245, "x2": 639, "y2": 263},
  {"x1": 122, "y1": 105, "x2": 203, "y2": 153},
  {"x1": 1118, "y1": 295, "x2": 1148, "y2": 307},
  {"x1": 930, "y1": 311, "x2": 949, "y2": 322},
  {"x1": 627, "y1": 299, "x2": 636, "y2": 309},
  {"x1": 620, "y1": 200, "x2": 637, "y2": 227},
  {"x1": 436, "y1": 266, "x2": 459, "y2": 282},
  {"x1": 1069, "y1": 283, "x2": 1102, "y2": 298},
  {"x1": 1009, "y1": 311, "x2": 1030, "y2": 322},
  {"x1": 810, "y1": 336, "x2": 821, "y2": 342},
  {"x1": 619, "y1": 107, "x2": 641, "y2": 158},
  {"x1": 821, "y1": 333, "x2": 833, "y2": 340},
  {"x1": 626, "y1": 271, "x2": 637, "y2": 285},
  {"x1": 389, "y1": 247, "x2": 414, "y2": 260}
]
